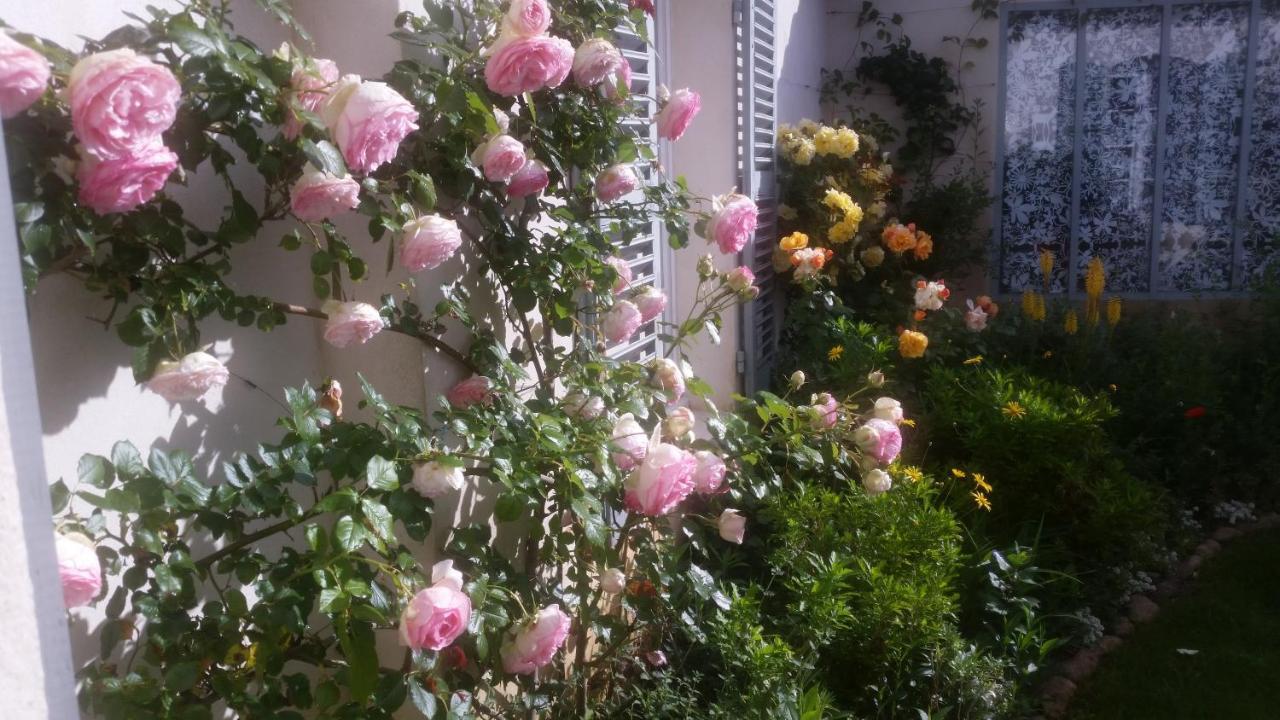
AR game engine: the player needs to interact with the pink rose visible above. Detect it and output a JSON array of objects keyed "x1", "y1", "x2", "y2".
[
  {"x1": 401, "y1": 214, "x2": 463, "y2": 272},
  {"x1": 282, "y1": 57, "x2": 339, "y2": 140},
  {"x1": 602, "y1": 55, "x2": 632, "y2": 103},
  {"x1": 572, "y1": 39, "x2": 624, "y2": 88},
  {"x1": 68, "y1": 49, "x2": 180, "y2": 158},
  {"x1": 632, "y1": 285, "x2": 667, "y2": 323},
  {"x1": 399, "y1": 560, "x2": 471, "y2": 651},
  {"x1": 645, "y1": 650, "x2": 668, "y2": 667},
  {"x1": 485, "y1": 35, "x2": 574, "y2": 97},
  {"x1": 76, "y1": 142, "x2": 178, "y2": 215},
  {"x1": 322, "y1": 77, "x2": 418, "y2": 174},
  {"x1": 411, "y1": 459, "x2": 465, "y2": 499},
  {"x1": 810, "y1": 392, "x2": 838, "y2": 430},
  {"x1": 964, "y1": 300, "x2": 989, "y2": 331},
  {"x1": 624, "y1": 427, "x2": 696, "y2": 516},
  {"x1": 0, "y1": 33, "x2": 50, "y2": 118},
  {"x1": 603, "y1": 300, "x2": 643, "y2": 344},
  {"x1": 448, "y1": 375, "x2": 494, "y2": 408},
  {"x1": 631, "y1": 0, "x2": 656, "y2": 15},
  {"x1": 501, "y1": 0, "x2": 552, "y2": 38},
  {"x1": 507, "y1": 157, "x2": 549, "y2": 196},
  {"x1": 718, "y1": 509, "x2": 746, "y2": 544},
  {"x1": 290, "y1": 165, "x2": 360, "y2": 222},
  {"x1": 707, "y1": 193, "x2": 759, "y2": 255},
  {"x1": 692, "y1": 451, "x2": 727, "y2": 494},
  {"x1": 501, "y1": 604, "x2": 572, "y2": 675},
  {"x1": 600, "y1": 568, "x2": 626, "y2": 594},
  {"x1": 651, "y1": 358, "x2": 685, "y2": 403},
  {"x1": 146, "y1": 351, "x2": 229, "y2": 402},
  {"x1": 611, "y1": 413, "x2": 648, "y2": 471},
  {"x1": 725, "y1": 265, "x2": 755, "y2": 292},
  {"x1": 322, "y1": 300, "x2": 384, "y2": 348},
  {"x1": 473, "y1": 134, "x2": 527, "y2": 182},
  {"x1": 854, "y1": 418, "x2": 902, "y2": 465},
  {"x1": 56, "y1": 534, "x2": 102, "y2": 608},
  {"x1": 595, "y1": 163, "x2": 640, "y2": 203},
  {"x1": 605, "y1": 255, "x2": 633, "y2": 294},
  {"x1": 655, "y1": 87, "x2": 701, "y2": 141}
]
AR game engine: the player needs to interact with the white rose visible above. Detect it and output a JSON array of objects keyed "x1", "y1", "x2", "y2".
[
  {"x1": 411, "y1": 459, "x2": 465, "y2": 499},
  {"x1": 873, "y1": 397, "x2": 903, "y2": 424},
  {"x1": 599, "y1": 567, "x2": 626, "y2": 594},
  {"x1": 862, "y1": 468, "x2": 893, "y2": 496}
]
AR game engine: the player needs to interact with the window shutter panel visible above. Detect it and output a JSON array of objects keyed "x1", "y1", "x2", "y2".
[
  {"x1": 735, "y1": 0, "x2": 779, "y2": 392},
  {"x1": 609, "y1": 18, "x2": 670, "y2": 363}
]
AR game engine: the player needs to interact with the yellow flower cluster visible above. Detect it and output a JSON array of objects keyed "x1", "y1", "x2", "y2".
[
  {"x1": 813, "y1": 126, "x2": 859, "y2": 158},
  {"x1": 952, "y1": 468, "x2": 993, "y2": 511},
  {"x1": 1064, "y1": 309, "x2": 1079, "y2": 335},
  {"x1": 898, "y1": 329, "x2": 929, "y2": 359},
  {"x1": 1107, "y1": 296, "x2": 1122, "y2": 327},
  {"x1": 1020, "y1": 290, "x2": 1046, "y2": 321},
  {"x1": 1039, "y1": 249, "x2": 1055, "y2": 291},
  {"x1": 823, "y1": 189, "x2": 863, "y2": 244},
  {"x1": 778, "y1": 120, "x2": 858, "y2": 164}
]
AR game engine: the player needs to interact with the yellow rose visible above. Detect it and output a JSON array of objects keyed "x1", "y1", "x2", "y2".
[
  {"x1": 898, "y1": 329, "x2": 929, "y2": 359},
  {"x1": 779, "y1": 231, "x2": 809, "y2": 251},
  {"x1": 833, "y1": 128, "x2": 859, "y2": 158},
  {"x1": 814, "y1": 126, "x2": 839, "y2": 155}
]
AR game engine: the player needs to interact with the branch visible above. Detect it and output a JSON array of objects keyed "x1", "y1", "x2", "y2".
[
  {"x1": 195, "y1": 517, "x2": 300, "y2": 570},
  {"x1": 271, "y1": 302, "x2": 478, "y2": 373}
]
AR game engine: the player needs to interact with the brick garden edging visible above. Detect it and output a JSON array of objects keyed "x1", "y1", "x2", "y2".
[{"x1": 1038, "y1": 512, "x2": 1280, "y2": 719}]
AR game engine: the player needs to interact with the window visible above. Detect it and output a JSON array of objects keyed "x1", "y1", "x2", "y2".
[
  {"x1": 609, "y1": 11, "x2": 675, "y2": 363},
  {"x1": 996, "y1": 0, "x2": 1280, "y2": 296},
  {"x1": 736, "y1": 0, "x2": 778, "y2": 391}
]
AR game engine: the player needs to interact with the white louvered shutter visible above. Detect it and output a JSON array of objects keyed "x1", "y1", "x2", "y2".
[
  {"x1": 735, "y1": 0, "x2": 779, "y2": 392},
  {"x1": 608, "y1": 16, "x2": 671, "y2": 363}
]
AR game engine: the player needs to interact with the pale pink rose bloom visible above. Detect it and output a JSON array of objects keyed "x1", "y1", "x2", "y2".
[
  {"x1": 506, "y1": 157, "x2": 549, "y2": 197},
  {"x1": 400, "y1": 214, "x2": 463, "y2": 272},
  {"x1": 632, "y1": 285, "x2": 667, "y2": 323},
  {"x1": 485, "y1": 35, "x2": 574, "y2": 97},
  {"x1": 718, "y1": 509, "x2": 746, "y2": 544},
  {"x1": 68, "y1": 48, "x2": 180, "y2": 158},
  {"x1": 645, "y1": 650, "x2": 668, "y2": 667},
  {"x1": 873, "y1": 397, "x2": 904, "y2": 424},
  {"x1": 563, "y1": 392, "x2": 605, "y2": 420},
  {"x1": 855, "y1": 418, "x2": 902, "y2": 465},
  {"x1": 572, "y1": 39, "x2": 624, "y2": 88},
  {"x1": 914, "y1": 280, "x2": 948, "y2": 311},
  {"x1": 56, "y1": 534, "x2": 102, "y2": 608},
  {"x1": 964, "y1": 300, "x2": 989, "y2": 331},
  {"x1": 599, "y1": 568, "x2": 626, "y2": 594},
  {"x1": 501, "y1": 0, "x2": 552, "y2": 38},
  {"x1": 595, "y1": 163, "x2": 640, "y2": 203},
  {"x1": 322, "y1": 300, "x2": 384, "y2": 348},
  {"x1": 282, "y1": 57, "x2": 339, "y2": 140},
  {"x1": 501, "y1": 604, "x2": 572, "y2": 675},
  {"x1": 707, "y1": 192, "x2": 759, "y2": 254},
  {"x1": 290, "y1": 165, "x2": 360, "y2": 222},
  {"x1": 624, "y1": 427, "x2": 696, "y2": 516},
  {"x1": 322, "y1": 78, "x2": 418, "y2": 174},
  {"x1": 605, "y1": 255, "x2": 633, "y2": 294},
  {"x1": 863, "y1": 468, "x2": 893, "y2": 496},
  {"x1": 725, "y1": 265, "x2": 756, "y2": 292},
  {"x1": 810, "y1": 392, "x2": 839, "y2": 430},
  {"x1": 603, "y1": 300, "x2": 643, "y2": 344},
  {"x1": 651, "y1": 358, "x2": 685, "y2": 403},
  {"x1": 473, "y1": 134, "x2": 527, "y2": 182},
  {"x1": 411, "y1": 459, "x2": 465, "y2": 499},
  {"x1": 692, "y1": 450, "x2": 727, "y2": 494},
  {"x1": 400, "y1": 560, "x2": 472, "y2": 651},
  {"x1": 602, "y1": 56, "x2": 632, "y2": 103},
  {"x1": 655, "y1": 87, "x2": 701, "y2": 141},
  {"x1": 76, "y1": 142, "x2": 177, "y2": 215},
  {"x1": 0, "y1": 33, "x2": 50, "y2": 118},
  {"x1": 448, "y1": 375, "x2": 494, "y2": 408},
  {"x1": 631, "y1": 0, "x2": 656, "y2": 15},
  {"x1": 664, "y1": 406, "x2": 695, "y2": 439},
  {"x1": 611, "y1": 413, "x2": 648, "y2": 471},
  {"x1": 146, "y1": 351, "x2": 229, "y2": 402}
]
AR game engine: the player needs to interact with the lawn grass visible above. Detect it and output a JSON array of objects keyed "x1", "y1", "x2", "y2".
[{"x1": 1069, "y1": 527, "x2": 1280, "y2": 720}]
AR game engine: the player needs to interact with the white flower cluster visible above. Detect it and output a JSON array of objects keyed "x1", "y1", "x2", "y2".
[
  {"x1": 1073, "y1": 607, "x2": 1105, "y2": 645},
  {"x1": 1178, "y1": 506, "x2": 1202, "y2": 532},
  {"x1": 1112, "y1": 565, "x2": 1156, "y2": 603},
  {"x1": 1212, "y1": 499, "x2": 1256, "y2": 526}
]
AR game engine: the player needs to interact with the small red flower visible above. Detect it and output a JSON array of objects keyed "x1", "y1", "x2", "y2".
[{"x1": 1184, "y1": 405, "x2": 1207, "y2": 419}]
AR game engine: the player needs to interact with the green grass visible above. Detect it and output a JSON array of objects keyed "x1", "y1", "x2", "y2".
[{"x1": 1070, "y1": 528, "x2": 1280, "y2": 720}]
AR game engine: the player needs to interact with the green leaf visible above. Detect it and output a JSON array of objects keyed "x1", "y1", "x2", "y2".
[
  {"x1": 360, "y1": 497, "x2": 395, "y2": 542},
  {"x1": 494, "y1": 493, "x2": 527, "y2": 523},
  {"x1": 366, "y1": 456, "x2": 399, "y2": 491},
  {"x1": 316, "y1": 488, "x2": 360, "y2": 513},
  {"x1": 408, "y1": 677, "x2": 438, "y2": 717},
  {"x1": 49, "y1": 480, "x2": 70, "y2": 514},
  {"x1": 319, "y1": 587, "x2": 348, "y2": 613},
  {"x1": 340, "y1": 621, "x2": 379, "y2": 701},
  {"x1": 335, "y1": 515, "x2": 364, "y2": 552},
  {"x1": 78, "y1": 455, "x2": 114, "y2": 489},
  {"x1": 154, "y1": 564, "x2": 182, "y2": 595},
  {"x1": 165, "y1": 660, "x2": 202, "y2": 692},
  {"x1": 168, "y1": 18, "x2": 224, "y2": 56},
  {"x1": 112, "y1": 441, "x2": 146, "y2": 480},
  {"x1": 301, "y1": 138, "x2": 347, "y2": 177}
]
